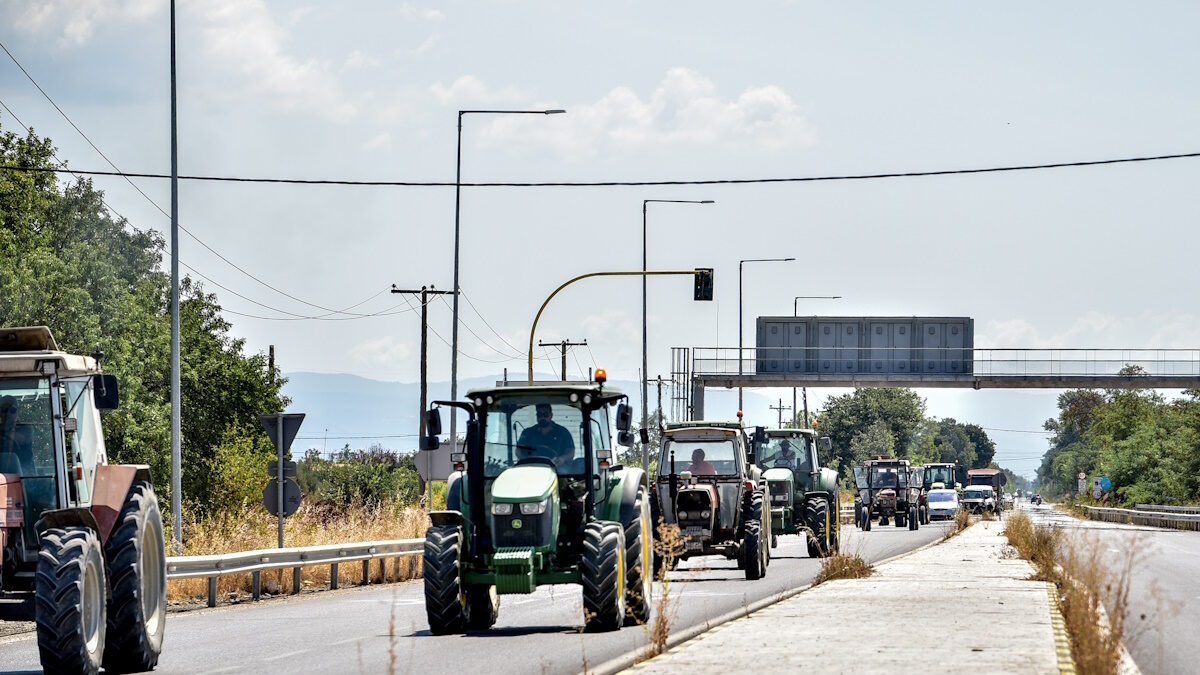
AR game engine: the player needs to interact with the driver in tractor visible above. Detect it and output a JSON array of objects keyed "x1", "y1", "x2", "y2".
[
  {"x1": 687, "y1": 448, "x2": 717, "y2": 475},
  {"x1": 0, "y1": 395, "x2": 30, "y2": 474},
  {"x1": 516, "y1": 403, "x2": 575, "y2": 467},
  {"x1": 774, "y1": 440, "x2": 798, "y2": 468}
]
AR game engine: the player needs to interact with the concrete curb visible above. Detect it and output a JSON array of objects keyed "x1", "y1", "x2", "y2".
[{"x1": 592, "y1": 532, "x2": 950, "y2": 675}]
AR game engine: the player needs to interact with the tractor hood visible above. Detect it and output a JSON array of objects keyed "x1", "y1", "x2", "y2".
[
  {"x1": 763, "y1": 467, "x2": 795, "y2": 485},
  {"x1": 491, "y1": 465, "x2": 558, "y2": 503}
]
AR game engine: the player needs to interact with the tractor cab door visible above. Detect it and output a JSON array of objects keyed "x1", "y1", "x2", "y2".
[
  {"x1": 853, "y1": 466, "x2": 868, "y2": 501},
  {"x1": 62, "y1": 379, "x2": 107, "y2": 508}
]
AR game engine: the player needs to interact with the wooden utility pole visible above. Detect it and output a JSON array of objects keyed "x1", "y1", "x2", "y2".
[
  {"x1": 770, "y1": 398, "x2": 791, "y2": 429},
  {"x1": 391, "y1": 285, "x2": 454, "y2": 510},
  {"x1": 538, "y1": 339, "x2": 588, "y2": 381}
]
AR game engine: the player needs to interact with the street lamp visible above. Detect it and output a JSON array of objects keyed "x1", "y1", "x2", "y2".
[
  {"x1": 643, "y1": 199, "x2": 713, "y2": 485},
  {"x1": 792, "y1": 295, "x2": 842, "y2": 427},
  {"x1": 450, "y1": 108, "x2": 565, "y2": 450},
  {"x1": 738, "y1": 257, "x2": 794, "y2": 410}
]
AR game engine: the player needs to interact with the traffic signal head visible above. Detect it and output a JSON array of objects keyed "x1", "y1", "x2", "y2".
[{"x1": 693, "y1": 268, "x2": 713, "y2": 301}]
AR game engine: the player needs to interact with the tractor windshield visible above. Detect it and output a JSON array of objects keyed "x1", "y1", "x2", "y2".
[
  {"x1": 483, "y1": 395, "x2": 608, "y2": 478},
  {"x1": 757, "y1": 436, "x2": 812, "y2": 475},
  {"x1": 925, "y1": 466, "x2": 955, "y2": 487},
  {"x1": 660, "y1": 438, "x2": 738, "y2": 476},
  {"x1": 0, "y1": 377, "x2": 56, "y2": 477},
  {"x1": 869, "y1": 466, "x2": 899, "y2": 488}
]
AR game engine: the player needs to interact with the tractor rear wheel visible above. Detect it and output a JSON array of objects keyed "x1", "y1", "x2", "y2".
[
  {"x1": 742, "y1": 492, "x2": 766, "y2": 580},
  {"x1": 895, "y1": 510, "x2": 906, "y2": 527},
  {"x1": 36, "y1": 527, "x2": 106, "y2": 675},
  {"x1": 582, "y1": 521, "x2": 625, "y2": 632},
  {"x1": 103, "y1": 481, "x2": 167, "y2": 674},
  {"x1": 862, "y1": 506, "x2": 872, "y2": 532},
  {"x1": 804, "y1": 498, "x2": 830, "y2": 558},
  {"x1": 909, "y1": 506, "x2": 920, "y2": 531},
  {"x1": 623, "y1": 487, "x2": 652, "y2": 626},
  {"x1": 423, "y1": 524, "x2": 467, "y2": 634}
]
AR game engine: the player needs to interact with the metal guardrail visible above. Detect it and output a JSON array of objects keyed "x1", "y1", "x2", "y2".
[
  {"x1": 1134, "y1": 503, "x2": 1200, "y2": 514},
  {"x1": 166, "y1": 539, "x2": 424, "y2": 607},
  {"x1": 1084, "y1": 506, "x2": 1200, "y2": 531}
]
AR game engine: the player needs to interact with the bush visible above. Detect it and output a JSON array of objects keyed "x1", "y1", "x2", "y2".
[
  {"x1": 298, "y1": 447, "x2": 420, "y2": 507},
  {"x1": 206, "y1": 426, "x2": 273, "y2": 514}
]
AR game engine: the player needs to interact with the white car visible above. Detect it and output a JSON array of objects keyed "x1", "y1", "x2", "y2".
[
  {"x1": 961, "y1": 486, "x2": 996, "y2": 514},
  {"x1": 927, "y1": 488, "x2": 959, "y2": 520}
]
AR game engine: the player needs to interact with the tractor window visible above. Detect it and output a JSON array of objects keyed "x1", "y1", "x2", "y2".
[
  {"x1": 64, "y1": 379, "x2": 105, "y2": 504},
  {"x1": 757, "y1": 436, "x2": 813, "y2": 474},
  {"x1": 0, "y1": 377, "x2": 56, "y2": 477},
  {"x1": 869, "y1": 466, "x2": 898, "y2": 488},
  {"x1": 925, "y1": 466, "x2": 955, "y2": 487},
  {"x1": 659, "y1": 438, "x2": 737, "y2": 476},
  {"x1": 483, "y1": 396, "x2": 587, "y2": 478}
]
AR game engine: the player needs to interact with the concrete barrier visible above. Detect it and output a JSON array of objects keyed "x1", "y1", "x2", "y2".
[{"x1": 1084, "y1": 506, "x2": 1200, "y2": 531}]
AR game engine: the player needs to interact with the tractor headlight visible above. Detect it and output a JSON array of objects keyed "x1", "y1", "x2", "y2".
[
  {"x1": 492, "y1": 503, "x2": 513, "y2": 515},
  {"x1": 520, "y1": 498, "x2": 550, "y2": 515},
  {"x1": 678, "y1": 511, "x2": 688, "y2": 520},
  {"x1": 701, "y1": 510, "x2": 711, "y2": 519}
]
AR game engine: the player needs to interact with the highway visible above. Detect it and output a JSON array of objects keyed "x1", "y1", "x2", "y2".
[
  {"x1": 0, "y1": 523, "x2": 948, "y2": 674},
  {"x1": 1025, "y1": 502, "x2": 1198, "y2": 675}
]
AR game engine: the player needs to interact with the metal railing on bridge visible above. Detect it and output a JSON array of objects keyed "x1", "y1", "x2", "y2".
[
  {"x1": 1083, "y1": 506, "x2": 1200, "y2": 531},
  {"x1": 166, "y1": 539, "x2": 424, "y2": 607}
]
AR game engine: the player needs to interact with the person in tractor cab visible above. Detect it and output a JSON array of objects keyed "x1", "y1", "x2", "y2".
[
  {"x1": 516, "y1": 403, "x2": 575, "y2": 466},
  {"x1": 774, "y1": 440, "x2": 798, "y2": 467},
  {"x1": 687, "y1": 448, "x2": 717, "y2": 475}
]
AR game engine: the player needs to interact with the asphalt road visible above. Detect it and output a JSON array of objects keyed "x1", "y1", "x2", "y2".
[
  {"x1": 1024, "y1": 502, "x2": 1199, "y2": 675},
  {"x1": 0, "y1": 521, "x2": 948, "y2": 674}
]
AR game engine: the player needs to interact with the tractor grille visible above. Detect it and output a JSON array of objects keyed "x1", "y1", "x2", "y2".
[
  {"x1": 768, "y1": 482, "x2": 791, "y2": 505},
  {"x1": 492, "y1": 511, "x2": 552, "y2": 548}
]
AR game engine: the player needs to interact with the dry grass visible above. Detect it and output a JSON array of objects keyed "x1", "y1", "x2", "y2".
[
  {"x1": 1003, "y1": 511, "x2": 1060, "y2": 582},
  {"x1": 943, "y1": 508, "x2": 973, "y2": 542},
  {"x1": 168, "y1": 503, "x2": 429, "y2": 603},
  {"x1": 813, "y1": 551, "x2": 872, "y2": 585},
  {"x1": 641, "y1": 521, "x2": 684, "y2": 661}
]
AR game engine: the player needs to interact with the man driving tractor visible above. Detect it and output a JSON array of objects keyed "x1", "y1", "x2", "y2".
[{"x1": 516, "y1": 403, "x2": 575, "y2": 466}]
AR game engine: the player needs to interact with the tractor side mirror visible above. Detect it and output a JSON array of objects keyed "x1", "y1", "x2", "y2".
[
  {"x1": 420, "y1": 435, "x2": 439, "y2": 451},
  {"x1": 617, "y1": 431, "x2": 635, "y2": 447},
  {"x1": 752, "y1": 426, "x2": 766, "y2": 445},
  {"x1": 819, "y1": 436, "x2": 832, "y2": 452},
  {"x1": 615, "y1": 403, "x2": 632, "y2": 432},
  {"x1": 92, "y1": 374, "x2": 119, "y2": 410},
  {"x1": 425, "y1": 408, "x2": 442, "y2": 437},
  {"x1": 639, "y1": 428, "x2": 650, "y2": 445}
]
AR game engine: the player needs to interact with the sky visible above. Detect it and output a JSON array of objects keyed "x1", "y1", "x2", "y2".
[{"x1": 3, "y1": 1, "x2": 1200, "y2": 479}]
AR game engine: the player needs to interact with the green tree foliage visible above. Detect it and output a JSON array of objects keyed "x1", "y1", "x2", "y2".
[
  {"x1": 848, "y1": 420, "x2": 895, "y2": 461},
  {"x1": 0, "y1": 122, "x2": 286, "y2": 514},
  {"x1": 819, "y1": 388, "x2": 925, "y2": 475},
  {"x1": 297, "y1": 445, "x2": 420, "y2": 507}
]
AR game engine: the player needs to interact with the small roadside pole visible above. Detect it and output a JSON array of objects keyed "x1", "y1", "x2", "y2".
[{"x1": 260, "y1": 412, "x2": 304, "y2": 598}]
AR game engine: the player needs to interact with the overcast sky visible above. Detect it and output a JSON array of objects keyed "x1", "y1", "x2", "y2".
[{"x1": 4, "y1": 1, "x2": 1199, "y2": 478}]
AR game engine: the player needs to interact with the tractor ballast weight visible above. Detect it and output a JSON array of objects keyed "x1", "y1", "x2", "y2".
[
  {"x1": 651, "y1": 419, "x2": 770, "y2": 580},
  {"x1": 420, "y1": 378, "x2": 652, "y2": 634},
  {"x1": 0, "y1": 326, "x2": 167, "y2": 674},
  {"x1": 754, "y1": 427, "x2": 841, "y2": 557}
]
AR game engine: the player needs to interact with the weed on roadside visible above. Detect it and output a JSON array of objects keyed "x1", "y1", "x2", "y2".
[
  {"x1": 639, "y1": 520, "x2": 684, "y2": 661},
  {"x1": 1003, "y1": 511, "x2": 1060, "y2": 582},
  {"x1": 943, "y1": 508, "x2": 973, "y2": 542},
  {"x1": 813, "y1": 541, "x2": 873, "y2": 585}
]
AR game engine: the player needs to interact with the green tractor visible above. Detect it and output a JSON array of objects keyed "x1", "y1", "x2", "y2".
[
  {"x1": 753, "y1": 427, "x2": 841, "y2": 558},
  {"x1": 0, "y1": 327, "x2": 166, "y2": 674},
  {"x1": 419, "y1": 373, "x2": 652, "y2": 634}
]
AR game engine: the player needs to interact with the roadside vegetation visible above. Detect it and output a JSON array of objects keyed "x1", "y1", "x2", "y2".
[
  {"x1": 1004, "y1": 511, "x2": 1135, "y2": 675},
  {"x1": 641, "y1": 521, "x2": 685, "y2": 660},
  {"x1": 943, "y1": 507, "x2": 973, "y2": 542},
  {"x1": 813, "y1": 550, "x2": 872, "y2": 585}
]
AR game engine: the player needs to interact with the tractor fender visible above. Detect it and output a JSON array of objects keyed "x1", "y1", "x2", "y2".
[
  {"x1": 445, "y1": 471, "x2": 464, "y2": 513},
  {"x1": 602, "y1": 467, "x2": 644, "y2": 525},
  {"x1": 89, "y1": 464, "x2": 150, "y2": 543},
  {"x1": 428, "y1": 510, "x2": 465, "y2": 528},
  {"x1": 36, "y1": 507, "x2": 101, "y2": 539},
  {"x1": 816, "y1": 467, "x2": 839, "y2": 493}
]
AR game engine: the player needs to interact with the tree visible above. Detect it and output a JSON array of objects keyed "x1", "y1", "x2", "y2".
[
  {"x1": 848, "y1": 420, "x2": 894, "y2": 462},
  {"x1": 819, "y1": 388, "x2": 925, "y2": 475}
]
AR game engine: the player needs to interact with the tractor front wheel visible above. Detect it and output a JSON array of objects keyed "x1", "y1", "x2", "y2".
[
  {"x1": 36, "y1": 527, "x2": 106, "y2": 675},
  {"x1": 103, "y1": 480, "x2": 167, "y2": 674},
  {"x1": 862, "y1": 506, "x2": 872, "y2": 532},
  {"x1": 623, "y1": 487, "x2": 652, "y2": 626},
  {"x1": 465, "y1": 585, "x2": 499, "y2": 630},
  {"x1": 742, "y1": 492, "x2": 767, "y2": 580},
  {"x1": 804, "y1": 498, "x2": 830, "y2": 558},
  {"x1": 582, "y1": 521, "x2": 625, "y2": 632},
  {"x1": 423, "y1": 524, "x2": 467, "y2": 634}
]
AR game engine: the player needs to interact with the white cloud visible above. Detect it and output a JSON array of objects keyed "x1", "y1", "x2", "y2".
[
  {"x1": 287, "y1": 6, "x2": 314, "y2": 25},
  {"x1": 413, "y1": 33, "x2": 440, "y2": 56},
  {"x1": 349, "y1": 336, "x2": 412, "y2": 368},
  {"x1": 429, "y1": 75, "x2": 523, "y2": 105},
  {"x1": 478, "y1": 67, "x2": 815, "y2": 160},
  {"x1": 189, "y1": 0, "x2": 356, "y2": 121},
  {"x1": 979, "y1": 311, "x2": 1200, "y2": 349},
  {"x1": 8, "y1": 0, "x2": 159, "y2": 47},
  {"x1": 361, "y1": 132, "x2": 392, "y2": 151},
  {"x1": 400, "y1": 4, "x2": 445, "y2": 21},
  {"x1": 342, "y1": 49, "x2": 380, "y2": 72}
]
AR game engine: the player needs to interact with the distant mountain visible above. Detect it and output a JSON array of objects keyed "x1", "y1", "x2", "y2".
[{"x1": 281, "y1": 371, "x2": 778, "y2": 454}]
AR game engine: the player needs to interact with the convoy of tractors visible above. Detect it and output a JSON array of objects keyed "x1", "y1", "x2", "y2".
[{"x1": 0, "y1": 323, "x2": 1019, "y2": 666}]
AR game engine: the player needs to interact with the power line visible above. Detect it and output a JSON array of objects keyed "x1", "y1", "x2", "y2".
[
  {"x1": 980, "y1": 427, "x2": 1055, "y2": 435},
  {"x1": 4, "y1": 151, "x2": 1198, "y2": 188}
]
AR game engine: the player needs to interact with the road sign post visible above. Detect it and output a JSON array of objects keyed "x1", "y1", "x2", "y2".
[{"x1": 260, "y1": 413, "x2": 305, "y2": 548}]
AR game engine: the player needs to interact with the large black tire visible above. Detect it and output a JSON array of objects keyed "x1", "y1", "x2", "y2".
[
  {"x1": 862, "y1": 506, "x2": 872, "y2": 532},
  {"x1": 423, "y1": 525, "x2": 467, "y2": 635},
  {"x1": 623, "y1": 487, "x2": 652, "y2": 626},
  {"x1": 36, "y1": 527, "x2": 106, "y2": 675},
  {"x1": 103, "y1": 481, "x2": 167, "y2": 673},
  {"x1": 582, "y1": 521, "x2": 625, "y2": 632},
  {"x1": 805, "y1": 498, "x2": 831, "y2": 558},
  {"x1": 895, "y1": 509, "x2": 906, "y2": 527},
  {"x1": 742, "y1": 492, "x2": 766, "y2": 580},
  {"x1": 465, "y1": 585, "x2": 499, "y2": 630},
  {"x1": 909, "y1": 506, "x2": 920, "y2": 531}
]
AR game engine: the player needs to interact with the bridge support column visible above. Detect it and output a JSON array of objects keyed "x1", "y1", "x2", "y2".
[{"x1": 691, "y1": 378, "x2": 705, "y2": 420}]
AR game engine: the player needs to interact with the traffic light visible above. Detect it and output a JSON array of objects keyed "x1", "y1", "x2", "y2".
[{"x1": 693, "y1": 268, "x2": 713, "y2": 301}]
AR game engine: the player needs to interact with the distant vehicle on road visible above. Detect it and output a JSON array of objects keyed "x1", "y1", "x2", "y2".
[
  {"x1": 1031, "y1": 494, "x2": 1043, "y2": 505},
  {"x1": 967, "y1": 468, "x2": 1008, "y2": 515},
  {"x1": 854, "y1": 457, "x2": 923, "y2": 531},
  {"x1": 961, "y1": 485, "x2": 996, "y2": 514},
  {"x1": 926, "y1": 489, "x2": 960, "y2": 520}
]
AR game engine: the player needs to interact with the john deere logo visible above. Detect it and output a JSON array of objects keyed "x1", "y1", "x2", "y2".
[{"x1": 512, "y1": 519, "x2": 523, "y2": 529}]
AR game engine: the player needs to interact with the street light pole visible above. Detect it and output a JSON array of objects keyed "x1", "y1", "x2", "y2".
[
  {"x1": 642, "y1": 199, "x2": 712, "y2": 486},
  {"x1": 792, "y1": 295, "x2": 841, "y2": 427},
  {"x1": 450, "y1": 108, "x2": 564, "y2": 451},
  {"x1": 738, "y1": 257, "x2": 794, "y2": 410}
]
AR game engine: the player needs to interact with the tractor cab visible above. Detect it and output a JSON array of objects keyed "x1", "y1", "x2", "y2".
[
  {"x1": 855, "y1": 457, "x2": 923, "y2": 530},
  {"x1": 923, "y1": 463, "x2": 959, "y2": 491}
]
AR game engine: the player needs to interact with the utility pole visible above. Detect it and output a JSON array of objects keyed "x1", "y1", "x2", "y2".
[
  {"x1": 538, "y1": 339, "x2": 588, "y2": 381},
  {"x1": 392, "y1": 284, "x2": 455, "y2": 511},
  {"x1": 802, "y1": 388, "x2": 810, "y2": 428},
  {"x1": 168, "y1": 0, "x2": 182, "y2": 555},
  {"x1": 770, "y1": 398, "x2": 791, "y2": 429}
]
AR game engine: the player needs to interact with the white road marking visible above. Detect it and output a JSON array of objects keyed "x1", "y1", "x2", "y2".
[
  {"x1": 198, "y1": 667, "x2": 242, "y2": 675},
  {"x1": 263, "y1": 649, "x2": 311, "y2": 662},
  {"x1": 329, "y1": 636, "x2": 367, "y2": 646}
]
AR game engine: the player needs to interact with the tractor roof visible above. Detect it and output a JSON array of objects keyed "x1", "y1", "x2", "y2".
[
  {"x1": 0, "y1": 327, "x2": 98, "y2": 377},
  {"x1": 467, "y1": 382, "x2": 624, "y2": 398},
  {"x1": 766, "y1": 427, "x2": 816, "y2": 438},
  {"x1": 665, "y1": 420, "x2": 743, "y2": 431}
]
